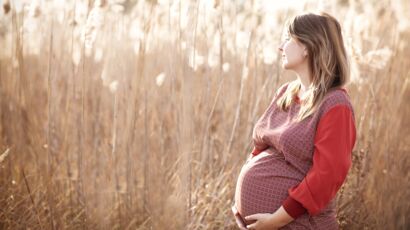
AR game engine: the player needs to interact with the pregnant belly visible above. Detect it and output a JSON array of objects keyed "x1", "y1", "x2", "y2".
[{"x1": 234, "y1": 151, "x2": 302, "y2": 224}]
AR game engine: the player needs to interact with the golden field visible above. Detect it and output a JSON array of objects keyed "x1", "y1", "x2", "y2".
[{"x1": 0, "y1": 0, "x2": 409, "y2": 229}]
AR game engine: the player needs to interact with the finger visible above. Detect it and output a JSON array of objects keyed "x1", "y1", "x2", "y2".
[
  {"x1": 245, "y1": 214, "x2": 259, "y2": 221},
  {"x1": 247, "y1": 223, "x2": 256, "y2": 229},
  {"x1": 234, "y1": 215, "x2": 246, "y2": 228},
  {"x1": 244, "y1": 215, "x2": 253, "y2": 221}
]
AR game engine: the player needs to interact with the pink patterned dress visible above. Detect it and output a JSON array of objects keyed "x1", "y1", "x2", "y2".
[{"x1": 234, "y1": 82, "x2": 356, "y2": 229}]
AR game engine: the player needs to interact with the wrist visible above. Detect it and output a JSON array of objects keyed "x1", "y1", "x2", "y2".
[
  {"x1": 266, "y1": 214, "x2": 283, "y2": 229},
  {"x1": 269, "y1": 206, "x2": 294, "y2": 228}
]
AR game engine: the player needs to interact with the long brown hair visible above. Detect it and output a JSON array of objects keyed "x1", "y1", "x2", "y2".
[{"x1": 276, "y1": 12, "x2": 350, "y2": 122}]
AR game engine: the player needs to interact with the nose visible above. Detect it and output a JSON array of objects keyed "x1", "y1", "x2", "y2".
[{"x1": 278, "y1": 41, "x2": 284, "y2": 52}]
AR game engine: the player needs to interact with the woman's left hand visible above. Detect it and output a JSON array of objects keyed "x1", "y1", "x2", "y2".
[{"x1": 244, "y1": 213, "x2": 280, "y2": 230}]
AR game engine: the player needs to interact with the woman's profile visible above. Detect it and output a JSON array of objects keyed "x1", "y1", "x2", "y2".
[{"x1": 233, "y1": 12, "x2": 356, "y2": 230}]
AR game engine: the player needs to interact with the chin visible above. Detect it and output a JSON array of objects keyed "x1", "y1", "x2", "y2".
[{"x1": 282, "y1": 61, "x2": 296, "y2": 70}]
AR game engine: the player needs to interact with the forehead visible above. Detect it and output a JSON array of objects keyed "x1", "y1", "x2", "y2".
[
  {"x1": 281, "y1": 30, "x2": 290, "y2": 39},
  {"x1": 283, "y1": 19, "x2": 293, "y2": 36}
]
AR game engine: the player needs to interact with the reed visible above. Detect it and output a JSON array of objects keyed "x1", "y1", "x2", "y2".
[{"x1": 0, "y1": 0, "x2": 408, "y2": 229}]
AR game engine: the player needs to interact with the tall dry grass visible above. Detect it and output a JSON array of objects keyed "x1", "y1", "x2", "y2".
[{"x1": 0, "y1": 0, "x2": 409, "y2": 229}]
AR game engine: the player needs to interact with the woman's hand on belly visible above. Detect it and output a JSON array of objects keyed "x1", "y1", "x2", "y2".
[
  {"x1": 244, "y1": 213, "x2": 278, "y2": 230},
  {"x1": 244, "y1": 206, "x2": 294, "y2": 230},
  {"x1": 234, "y1": 214, "x2": 248, "y2": 230},
  {"x1": 232, "y1": 205, "x2": 248, "y2": 230}
]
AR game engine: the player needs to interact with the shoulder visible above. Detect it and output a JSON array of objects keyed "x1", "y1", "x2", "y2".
[{"x1": 318, "y1": 88, "x2": 355, "y2": 120}]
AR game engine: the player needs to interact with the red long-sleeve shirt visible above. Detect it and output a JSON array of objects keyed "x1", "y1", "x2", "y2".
[
  {"x1": 249, "y1": 89, "x2": 356, "y2": 218},
  {"x1": 236, "y1": 82, "x2": 356, "y2": 229},
  {"x1": 280, "y1": 102, "x2": 356, "y2": 218}
]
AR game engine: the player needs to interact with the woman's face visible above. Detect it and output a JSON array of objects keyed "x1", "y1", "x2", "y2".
[{"x1": 278, "y1": 34, "x2": 307, "y2": 70}]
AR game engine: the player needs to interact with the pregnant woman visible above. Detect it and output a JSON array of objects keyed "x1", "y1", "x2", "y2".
[{"x1": 233, "y1": 12, "x2": 356, "y2": 230}]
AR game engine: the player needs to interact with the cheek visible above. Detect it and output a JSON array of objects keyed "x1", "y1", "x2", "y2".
[{"x1": 284, "y1": 44, "x2": 304, "y2": 66}]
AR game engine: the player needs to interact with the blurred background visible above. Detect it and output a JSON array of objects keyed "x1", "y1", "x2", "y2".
[{"x1": 0, "y1": 0, "x2": 409, "y2": 229}]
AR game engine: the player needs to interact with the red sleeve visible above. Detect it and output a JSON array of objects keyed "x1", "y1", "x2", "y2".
[{"x1": 282, "y1": 105, "x2": 356, "y2": 218}]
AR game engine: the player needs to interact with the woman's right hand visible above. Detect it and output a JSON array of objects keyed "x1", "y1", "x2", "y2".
[
  {"x1": 232, "y1": 205, "x2": 248, "y2": 229},
  {"x1": 234, "y1": 214, "x2": 248, "y2": 229}
]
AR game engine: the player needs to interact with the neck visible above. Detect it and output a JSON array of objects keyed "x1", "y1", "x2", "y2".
[{"x1": 295, "y1": 68, "x2": 311, "y2": 92}]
